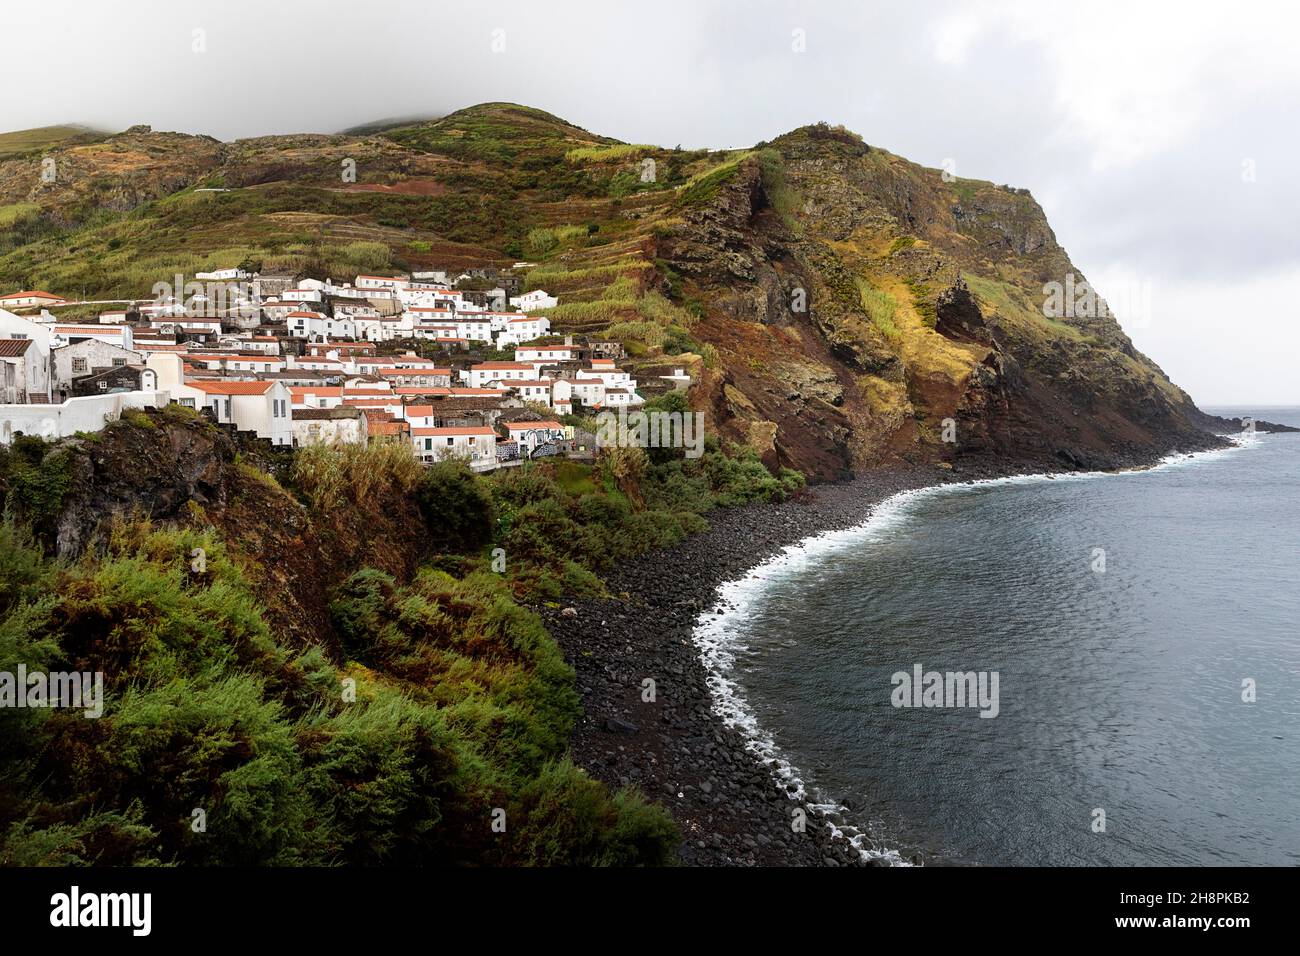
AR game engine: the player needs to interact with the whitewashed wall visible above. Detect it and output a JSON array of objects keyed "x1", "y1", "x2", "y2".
[{"x1": 0, "y1": 391, "x2": 169, "y2": 444}]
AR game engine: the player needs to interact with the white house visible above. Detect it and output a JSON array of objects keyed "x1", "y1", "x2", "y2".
[
  {"x1": 411, "y1": 425, "x2": 497, "y2": 469},
  {"x1": 355, "y1": 275, "x2": 410, "y2": 292},
  {"x1": 596, "y1": 386, "x2": 642, "y2": 408},
  {"x1": 561, "y1": 377, "x2": 611, "y2": 408},
  {"x1": 219, "y1": 354, "x2": 285, "y2": 375},
  {"x1": 261, "y1": 301, "x2": 299, "y2": 322},
  {"x1": 464, "y1": 362, "x2": 536, "y2": 389},
  {"x1": 150, "y1": 318, "x2": 222, "y2": 337},
  {"x1": 195, "y1": 268, "x2": 250, "y2": 281},
  {"x1": 174, "y1": 379, "x2": 293, "y2": 445},
  {"x1": 231, "y1": 335, "x2": 281, "y2": 355},
  {"x1": 352, "y1": 315, "x2": 411, "y2": 342},
  {"x1": 0, "y1": 290, "x2": 67, "y2": 310},
  {"x1": 504, "y1": 379, "x2": 554, "y2": 407},
  {"x1": 53, "y1": 339, "x2": 143, "y2": 393},
  {"x1": 399, "y1": 404, "x2": 436, "y2": 429},
  {"x1": 495, "y1": 315, "x2": 552, "y2": 348},
  {"x1": 515, "y1": 344, "x2": 580, "y2": 365},
  {"x1": 509, "y1": 289, "x2": 557, "y2": 312},
  {"x1": 0, "y1": 340, "x2": 34, "y2": 404},
  {"x1": 280, "y1": 288, "x2": 323, "y2": 303},
  {"x1": 407, "y1": 309, "x2": 494, "y2": 344},
  {"x1": 0, "y1": 309, "x2": 54, "y2": 401},
  {"x1": 286, "y1": 311, "x2": 356, "y2": 340},
  {"x1": 288, "y1": 355, "x2": 346, "y2": 376},
  {"x1": 502, "y1": 420, "x2": 567, "y2": 457},
  {"x1": 291, "y1": 407, "x2": 368, "y2": 446},
  {"x1": 576, "y1": 362, "x2": 636, "y2": 391},
  {"x1": 333, "y1": 303, "x2": 381, "y2": 320}
]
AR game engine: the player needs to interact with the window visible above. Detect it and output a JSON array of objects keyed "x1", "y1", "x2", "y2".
[
  {"x1": 179, "y1": 398, "x2": 195, "y2": 408},
  {"x1": 112, "y1": 358, "x2": 126, "y2": 367},
  {"x1": 72, "y1": 358, "x2": 88, "y2": 373}
]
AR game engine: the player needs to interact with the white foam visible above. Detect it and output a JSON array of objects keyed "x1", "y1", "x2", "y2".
[{"x1": 692, "y1": 434, "x2": 1260, "y2": 865}]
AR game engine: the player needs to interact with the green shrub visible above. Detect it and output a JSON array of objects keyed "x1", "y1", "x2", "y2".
[
  {"x1": 0, "y1": 519, "x2": 677, "y2": 866},
  {"x1": 505, "y1": 760, "x2": 678, "y2": 866},
  {"x1": 417, "y1": 459, "x2": 496, "y2": 555}
]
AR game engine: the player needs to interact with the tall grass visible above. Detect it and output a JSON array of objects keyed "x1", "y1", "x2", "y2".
[
  {"x1": 857, "y1": 278, "x2": 900, "y2": 340},
  {"x1": 525, "y1": 260, "x2": 649, "y2": 289},
  {"x1": 564, "y1": 144, "x2": 655, "y2": 163},
  {"x1": 604, "y1": 321, "x2": 666, "y2": 349},
  {"x1": 291, "y1": 441, "x2": 421, "y2": 511}
]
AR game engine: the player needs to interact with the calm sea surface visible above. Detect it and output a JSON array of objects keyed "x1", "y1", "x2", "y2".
[{"x1": 697, "y1": 408, "x2": 1299, "y2": 865}]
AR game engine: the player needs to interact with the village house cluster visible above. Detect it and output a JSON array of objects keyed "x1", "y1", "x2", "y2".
[{"x1": 0, "y1": 267, "x2": 670, "y2": 471}]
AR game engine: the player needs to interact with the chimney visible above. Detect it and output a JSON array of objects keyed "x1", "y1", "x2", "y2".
[{"x1": 565, "y1": 335, "x2": 573, "y2": 347}]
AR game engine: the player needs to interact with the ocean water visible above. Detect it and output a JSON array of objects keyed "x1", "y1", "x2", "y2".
[{"x1": 695, "y1": 408, "x2": 1300, "y2": 866}]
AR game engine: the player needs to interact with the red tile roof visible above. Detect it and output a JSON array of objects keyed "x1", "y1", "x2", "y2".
[
  {"x1": 504, "y1": 420, "x2": 564, "y2": 431},
  {"x1": 186, "y1": 380, "x2": 275, "y2": 395},
  {"x1": 1, "y1": 290, "x2": 64, "y2": 300}
]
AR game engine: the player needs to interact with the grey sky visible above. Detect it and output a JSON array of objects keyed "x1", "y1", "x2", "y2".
[{"x1": 3, "y1": 0, "x2": 1296, "y2": 404}]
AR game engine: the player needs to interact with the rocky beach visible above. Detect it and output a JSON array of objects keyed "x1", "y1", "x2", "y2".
[
  {"x1": 541, "y1": 435, "x2": 1249, "y2": 867},
  {"x1": 543, "y1": 464, "x2": 978, "y2": 866}
]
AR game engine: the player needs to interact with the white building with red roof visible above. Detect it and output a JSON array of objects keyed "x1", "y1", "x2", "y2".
[
  {"x1": 0, "y1": 291, "x2": 67, "y2": 310},
  {"x1": 174, "y1": 379, "x2": 293, "y2": 445}
]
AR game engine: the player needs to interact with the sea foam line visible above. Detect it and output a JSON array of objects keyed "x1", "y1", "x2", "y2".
[{"x1": 691, "y1": 434, "x2": 1259, "y2": 866}]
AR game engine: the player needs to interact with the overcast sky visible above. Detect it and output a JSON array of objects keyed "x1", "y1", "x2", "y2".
[{"x1": 3, "y1": 0, "x2": 1296, "y2": 404}]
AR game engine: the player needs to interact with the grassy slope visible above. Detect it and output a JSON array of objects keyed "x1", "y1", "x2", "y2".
[{"x1": 0, "y1": 125, "x2": 110, "y2": 160}]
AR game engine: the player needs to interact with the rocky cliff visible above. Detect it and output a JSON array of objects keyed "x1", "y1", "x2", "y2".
[
  {"x1": 1, "y1": 409, "x2": 427, "y2": 650},
  {"x1": 657, "y1": 127, "x2": 1228, "y2": 478}
]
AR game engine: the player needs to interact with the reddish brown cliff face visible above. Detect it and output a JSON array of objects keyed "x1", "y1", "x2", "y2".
[{"x1": 655, "y1": 127, "x2": 1221, "y2": 479}]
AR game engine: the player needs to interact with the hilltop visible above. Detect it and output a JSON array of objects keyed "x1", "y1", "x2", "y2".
[
  {"x1": 0, "y1": 125, "x2": 111, "y2": 161},
  {"x1": 0, "y1": 102, "x2": 1228, "y2": 479}
]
